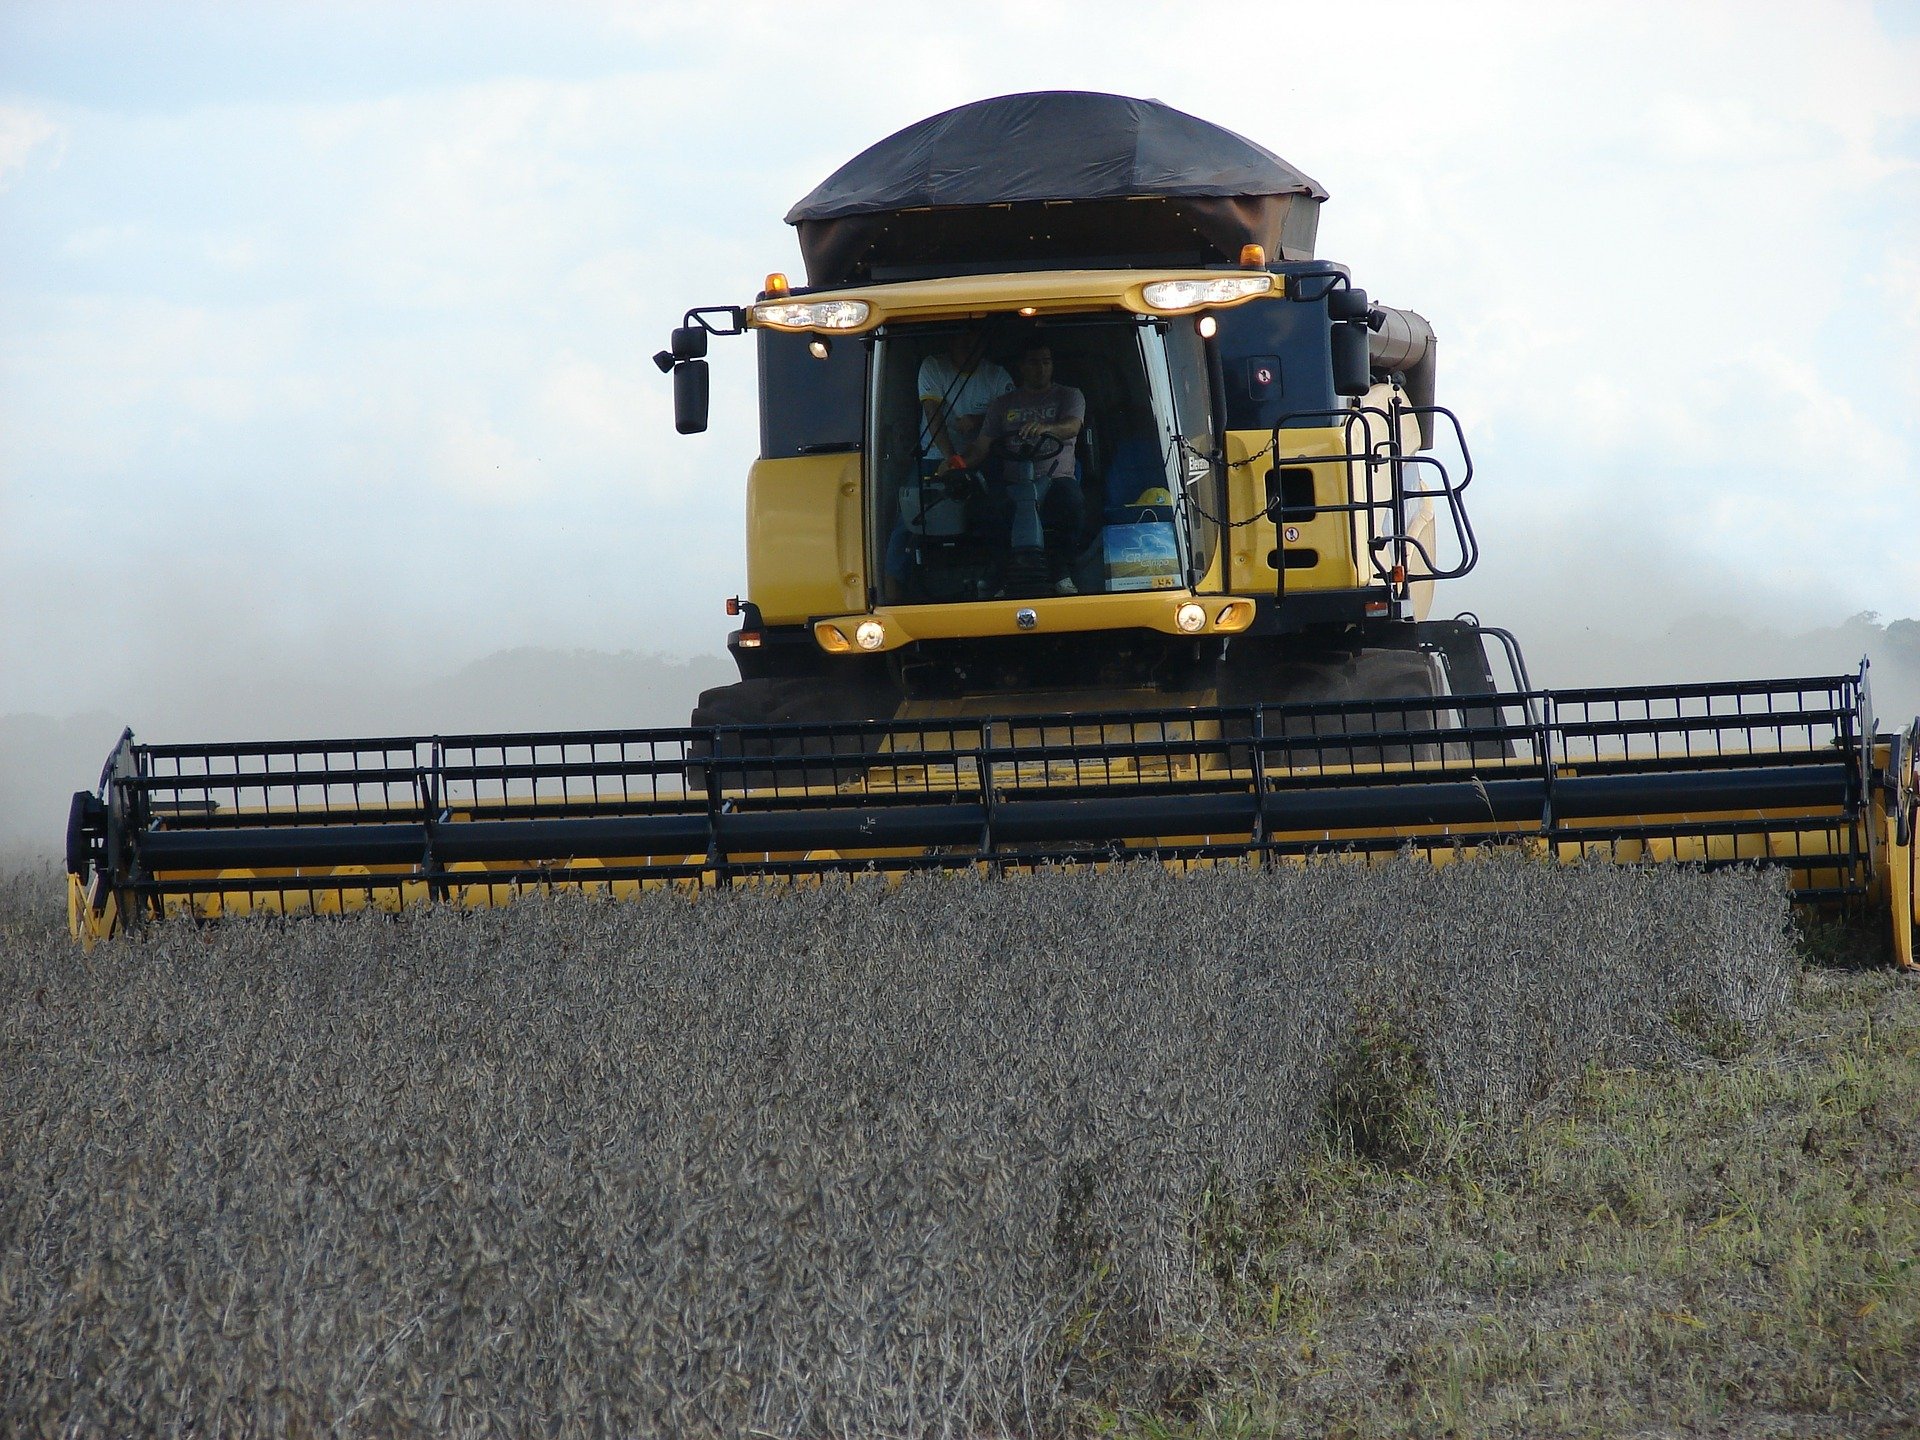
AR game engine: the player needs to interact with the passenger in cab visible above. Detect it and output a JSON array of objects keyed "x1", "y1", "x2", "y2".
[{"x1": 918, "y1": 329, "x2": 1011, "y2": 471}]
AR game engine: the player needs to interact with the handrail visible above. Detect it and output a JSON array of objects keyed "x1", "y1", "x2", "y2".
[{"x1": 1261, "y1": 397, "x2": 1480, "y2": 599}]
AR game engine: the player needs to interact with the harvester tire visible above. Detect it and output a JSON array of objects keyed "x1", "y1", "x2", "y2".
[
  {"x1": 1220, "y1": 644, "x2": 1453, "y2": 767},
  {"x1": 687, "y1": 676, "x2": 898, "y2": 795}
]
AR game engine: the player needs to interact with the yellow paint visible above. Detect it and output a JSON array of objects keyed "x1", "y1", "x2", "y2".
[
  {"x1": 748, "y1": 268, "x2": 1281, "y2": 334},
  {"x1": 747, "y1": 452, "x2": 865, "y2": 624},
  {"x1": 1220, "y1": 379, "x2": 1444, "y2": 608},
  {"x1": 1886, "y1": 811, "x2": 1917, "y2": 971},
  {"x1": 1222, "y1": 425, "x2": 1362, "y2": 595},
  {"x1": 810, "y1": 590, "x2": 1256, "y2": 650}
]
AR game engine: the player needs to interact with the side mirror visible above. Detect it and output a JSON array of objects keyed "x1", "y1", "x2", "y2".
[
  {"x1": 674, "y1": 359, "x2": 710, "y2": 434},
  {"x1": 1327, "y1": 287, "x2": 1370, "y2": 322},
  {"x1": 670, "y1": 325, "x2": 708, "y2": 361},
  {"x1": 1331, "y1": 321, "x2": 1372, "y2": 397}
]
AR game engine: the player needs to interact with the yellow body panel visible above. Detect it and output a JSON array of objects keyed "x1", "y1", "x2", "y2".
[
  {"x1": 812, "y1": 592, "x2": 1256, "y2": 650},
  {"x1": 1884, "y1": 729, "x2": 1920, "y2": 969},
  {"x1": 1222, "y1": 425, "x2": 1362, "y2": 596},
  {"x1": 755, "y1": 268, "x2": 1278, "y2": 333},
  {"x1": 747, "y1": 453, "x2": 864, "y2": 625}
]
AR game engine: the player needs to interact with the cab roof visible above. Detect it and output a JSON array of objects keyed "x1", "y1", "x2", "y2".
[{"x1": 786, "y1": 92, "x2": 1327, "y2": 286}]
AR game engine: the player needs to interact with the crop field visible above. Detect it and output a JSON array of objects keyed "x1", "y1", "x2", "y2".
[{"x1": 3, "y1": 858, "x2": 1915, "y2": 1438}]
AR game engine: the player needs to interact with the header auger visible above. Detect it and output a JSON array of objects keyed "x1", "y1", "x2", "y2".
[{"x1": 65, "y1": 92, "x2": 1920, "y2": 966}]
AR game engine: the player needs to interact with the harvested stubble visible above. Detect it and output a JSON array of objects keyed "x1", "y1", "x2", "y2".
[{"x1": 1, "y1": 856, "x2": 1794, "y2": 1438}]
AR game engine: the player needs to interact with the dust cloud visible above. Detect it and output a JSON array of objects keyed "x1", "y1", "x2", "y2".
[
  {"x1": 0, "y1": 647, "x2": 733, "y2": 856},
  {"x1": 1452, "y1": 513, "x2": 1920, "y2": 721},
  {"x1": 1506, "y1": 610, "x2": 1919, "y2": 724}
]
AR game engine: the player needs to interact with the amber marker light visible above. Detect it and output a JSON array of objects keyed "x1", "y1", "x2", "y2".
[
  {"x1": 763, "y1": 272, "x2": 790, "y2": 296},
  {"x1": 1214, "y1": 601, "x2": 1253, "y2": 631},
  {"x1": 814, "y1": 623, "x2": 853, "y2": 653},
  {"x1": 1239, "y1": 243, "x2": 1266, "y2": 268}
]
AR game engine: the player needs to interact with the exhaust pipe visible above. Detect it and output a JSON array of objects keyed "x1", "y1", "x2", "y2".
[{"x1": 1368, "y1": 305, "x2": 1437, "y2": 448}]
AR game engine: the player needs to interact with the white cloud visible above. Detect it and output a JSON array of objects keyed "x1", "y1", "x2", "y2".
[{"x1": 0, "y1": 105, "x2": 59, "y2": 189}]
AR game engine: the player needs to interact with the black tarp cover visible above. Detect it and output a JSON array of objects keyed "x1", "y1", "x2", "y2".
[{"x1": 786, "y1": 91, "x2": 1328, "y2": 286}]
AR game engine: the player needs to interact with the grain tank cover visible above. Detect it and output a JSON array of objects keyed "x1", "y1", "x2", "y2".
[{"x1": 786, "y1": 91, "x2": 1327, "y2": 286}]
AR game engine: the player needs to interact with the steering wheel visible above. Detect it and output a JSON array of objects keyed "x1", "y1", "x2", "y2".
[{"x1": 988, "y1": 432, "x2": 1066, "y2": 465}]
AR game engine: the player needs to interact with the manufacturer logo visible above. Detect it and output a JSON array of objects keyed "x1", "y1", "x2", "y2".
[{"x1": 1015, "y1": 607, "x2": 1038, "y2": 630}]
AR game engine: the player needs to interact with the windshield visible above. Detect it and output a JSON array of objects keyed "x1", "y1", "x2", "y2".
[{"x1": 869, "y1": 314, "x2": 1218, "y2": 605}]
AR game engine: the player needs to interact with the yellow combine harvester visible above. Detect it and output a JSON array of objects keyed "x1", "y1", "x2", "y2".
[{"x1": 64, "y1": 93, "x2": 1919, "y2": 966}]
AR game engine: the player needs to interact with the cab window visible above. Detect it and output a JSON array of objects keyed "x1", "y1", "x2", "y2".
[{"x1": 868, "y1": 315, "x2": 1204, "y2": 604}]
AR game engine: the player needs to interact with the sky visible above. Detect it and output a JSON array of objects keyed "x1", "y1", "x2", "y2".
[{"x1": 2, "y1": 0, "x2": 1917, "y2": 745}]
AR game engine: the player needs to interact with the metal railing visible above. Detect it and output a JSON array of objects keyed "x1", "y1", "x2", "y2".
[{"x1": 1263, "y1": 399, "x2": 1478, "y2": 598}]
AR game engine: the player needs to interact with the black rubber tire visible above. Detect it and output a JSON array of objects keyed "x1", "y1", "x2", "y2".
[
  {"x1": 1220, "y1": 645, "x2": 1453, "y2": 767},
  {"x1": 687, "y1": 676, "x2": 899, "y2": 795},
  {"x1": 66, "y1": 791, "x2": 107, "y2": 879}
]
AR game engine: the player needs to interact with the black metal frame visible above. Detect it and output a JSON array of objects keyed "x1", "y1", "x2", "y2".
[{"x1": 67, "y1": 671, "x2": 1878, "y2": 925}]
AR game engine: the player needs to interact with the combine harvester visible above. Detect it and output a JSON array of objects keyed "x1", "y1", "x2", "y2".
[{"x1": 64, "y1": 93, "x2": 1917, "y2": 966}]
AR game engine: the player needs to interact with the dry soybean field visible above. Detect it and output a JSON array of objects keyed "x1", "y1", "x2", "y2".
[{"x1": 3, "y1": 858, "x2": 1916, "y2": 1437}]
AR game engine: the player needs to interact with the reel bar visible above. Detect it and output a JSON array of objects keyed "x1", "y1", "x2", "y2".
[{"x1": 121, "y1": 783, "x2": 1862, "y2": 880}]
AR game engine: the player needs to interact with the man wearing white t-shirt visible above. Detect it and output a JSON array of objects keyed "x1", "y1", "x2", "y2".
[{"x1": 918, "y1": 331, "x2": 1012, "y2": 467}]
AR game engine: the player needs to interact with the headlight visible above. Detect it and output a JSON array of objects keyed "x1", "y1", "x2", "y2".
[
  {"x1": 1176, "y1": 602, "x2": 1207, "y2": 633},
  {"x1": 855, "y1": 620, "x2": 885, "y2": 651},
  {"x1": 1139, "y1": 274, "x2": 1273, "y2": 313},
  {"x1": 1136, "y1": 274, "x2": 1274, "y2": 314},
  {"x1": 751, "y1": 298, "x2": 871, "y2": 331}
]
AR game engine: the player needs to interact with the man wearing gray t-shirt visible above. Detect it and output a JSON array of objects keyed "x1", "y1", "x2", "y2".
[
  {"x1": 964, "y1": 341, "x2": 1085, "y2": 480},
  {"x1": 955, "y1": 339, "x2": 1087, "y2": 593}
]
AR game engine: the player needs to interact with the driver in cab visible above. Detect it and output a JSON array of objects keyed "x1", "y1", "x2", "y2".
[
  {"x1": 950, "y1": 339, "x2": 1085, "y2": 471},
  {"x1": 949, "y1": 339, "x2": 1086, "y2": 594}
]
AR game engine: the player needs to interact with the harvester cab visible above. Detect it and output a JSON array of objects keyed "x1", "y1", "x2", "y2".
[
  {"x1": 62, "y1": 91, "x2": 1919, "y2": 971},
  {"x1": 664, "y1": 257, "x2": 1481, "y2": 725}
]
